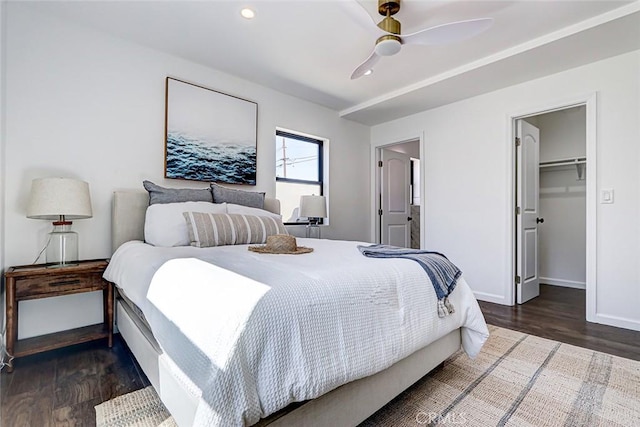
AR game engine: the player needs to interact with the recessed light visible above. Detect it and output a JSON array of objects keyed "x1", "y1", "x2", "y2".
[
  {"x1": 364, "y1": 69, "x2": 373, "y2": 76},
  {"x1": 241, "y1": 8, "x2": 255, "y2": 19}
]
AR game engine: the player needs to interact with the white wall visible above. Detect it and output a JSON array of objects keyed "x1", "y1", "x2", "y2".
[
  {"x1": 4, "y1": 4, "x2": 371, "y2": 339},
  {"x1": 388, "y1": 140, "x2": 420, "y2": 159},
  {"x1": 539, "y1": 168, "x2": 586, "y2": 288},
  {"x1": 537, "y1": 107, "x2": 587, "y2": 288},
  {"x1": 372, "y1": 50, "x2": 640, "y2": 331},
  {"x1": 538, "y1": 106, "x2": 586, "y2": 162},
  {"x1": 0, "y1": 0, "x2": 7, "y2": 343}
]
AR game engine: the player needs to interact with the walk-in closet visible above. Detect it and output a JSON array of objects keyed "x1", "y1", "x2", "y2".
[{"x1": 527, "y1": 105, "x2": 587, "y2": 292}]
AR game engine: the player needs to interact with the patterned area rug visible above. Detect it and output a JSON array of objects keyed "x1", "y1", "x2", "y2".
[
  {"x1": 95, "y1": 386, "x2": 177, "y2": 427},
  {"x1": 95, "y1": 326, "x2": 640, "y2": 426}
]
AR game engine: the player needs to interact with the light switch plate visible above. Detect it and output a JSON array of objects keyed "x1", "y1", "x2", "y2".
[{"x1": 600, "y1": 189, "x2": 614, "y2": 204}]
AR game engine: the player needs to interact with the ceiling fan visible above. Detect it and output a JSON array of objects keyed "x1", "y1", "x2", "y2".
[{"x1": 350, "y1": 0, "x2": 493, "y2": 79}]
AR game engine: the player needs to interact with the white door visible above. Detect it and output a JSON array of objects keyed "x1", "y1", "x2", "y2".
[
  {"x1": 516, "y1": 120, "x2": 541, "y2": 303},
  {"x1": 380, "y1": 149, "x2": 411, "y2": 247}
]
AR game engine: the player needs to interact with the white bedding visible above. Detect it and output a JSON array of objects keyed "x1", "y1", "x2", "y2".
[{"x1": 104, "y1": 239, "x2": 489, "y2": 426}]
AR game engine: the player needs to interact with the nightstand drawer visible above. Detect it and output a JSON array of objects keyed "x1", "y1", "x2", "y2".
[{"x1": 15, "y1": 272, "x2": 106, "y2": 299}]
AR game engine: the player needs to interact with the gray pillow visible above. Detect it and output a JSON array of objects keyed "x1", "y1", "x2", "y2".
[
  {"x1": 143, "y1": 180, "x2": 213, "y2": 205},
  {"x1": 210, "y1": 182, "x2": 265, "y2": 209}
]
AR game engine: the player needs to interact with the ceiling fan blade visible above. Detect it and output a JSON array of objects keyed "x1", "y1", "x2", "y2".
[
  {"x1": 403, "y1": 18, "x2": 493, "y2": 46},
  {"x1": 351, "y1": 50, "x2": 381, "y2": 80}
]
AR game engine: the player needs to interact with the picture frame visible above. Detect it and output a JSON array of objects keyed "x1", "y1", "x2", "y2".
[{"x1": 164, "y1": 77, "x2": 258, "y2": 184}]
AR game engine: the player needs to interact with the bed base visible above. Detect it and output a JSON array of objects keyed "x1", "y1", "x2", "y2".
[{"x1": 116, "y1": 299, "x2": 461, "y2": 426}]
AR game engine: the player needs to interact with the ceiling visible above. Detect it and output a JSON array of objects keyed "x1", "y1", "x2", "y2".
[{"x1": 24, "y1": 0, "x2": 640, "y2": 126}]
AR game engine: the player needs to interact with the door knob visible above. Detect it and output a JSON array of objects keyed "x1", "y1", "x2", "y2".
[
  {"x1": 407, "y1": 217, "x2": 413, "y2": 221},
  {"x1": 536, "y1": 217, "x2": 544, "y2": 224}
]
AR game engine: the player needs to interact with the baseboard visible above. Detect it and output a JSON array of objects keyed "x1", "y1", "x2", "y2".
[
  {"x1": 592, "y1": 313, "x2": 640, "y2": 332},
  {"x1": 540, "y1": 277, "x2": 586, "y2": 290},
  {"x1": 473, "y1": 291, "x2": 509, "y2": 305}
]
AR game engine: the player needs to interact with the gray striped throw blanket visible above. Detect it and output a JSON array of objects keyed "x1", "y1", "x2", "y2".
[{"x1": 357, "y1": 244, "x2": 461, "y2": 317}]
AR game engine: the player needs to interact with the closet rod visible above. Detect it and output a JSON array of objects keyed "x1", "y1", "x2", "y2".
[{"x1": 539, "y1": 157, "x2": 586, "y2": 168}]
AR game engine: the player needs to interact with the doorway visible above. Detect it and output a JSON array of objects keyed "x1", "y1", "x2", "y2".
[
  {"x1": 377, "y1": 139, "x2": 421, "y2": 248},
  {"x1": 513, "y1": 101, "x2": 594, "y2": 316}
]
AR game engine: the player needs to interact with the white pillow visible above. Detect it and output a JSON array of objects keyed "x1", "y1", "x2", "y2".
[
  {"x1": 226, "y1": 203, "x2": 282, "y2": 220},
  {"x1": 144, "y1": 201, "x2": 227, "y2": 247}
]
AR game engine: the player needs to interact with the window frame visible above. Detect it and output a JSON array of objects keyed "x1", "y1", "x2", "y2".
[{"x1": 275, "y1": 130, "x2": 324, "y2": 225}]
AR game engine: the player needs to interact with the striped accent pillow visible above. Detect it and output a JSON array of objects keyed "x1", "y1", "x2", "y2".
[{"x1": 183, "y1": 212, "x2": 288, "y2": 248}]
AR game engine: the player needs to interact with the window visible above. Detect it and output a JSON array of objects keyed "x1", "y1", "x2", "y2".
[{"x1": 275, "y1": 130, "x2": 324, "y2": 224}]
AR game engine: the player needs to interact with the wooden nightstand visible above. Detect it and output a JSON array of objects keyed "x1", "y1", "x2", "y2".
[{"x1": 4, "y1": 259, "x2": 113, "y2": 373}]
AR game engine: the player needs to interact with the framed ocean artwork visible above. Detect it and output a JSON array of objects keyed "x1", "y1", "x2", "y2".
[{"x1": 164, "y1": 77, "x2": 258, "y2": 184}]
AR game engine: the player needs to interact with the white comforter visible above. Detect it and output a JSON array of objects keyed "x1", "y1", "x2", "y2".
[{"x1": 105, "y1": 239, "x2": 489, "y2": 427}]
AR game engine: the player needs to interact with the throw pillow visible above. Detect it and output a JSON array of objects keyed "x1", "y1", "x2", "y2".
[
  {"x1": 183, "y1": 212, "x2": 287, "y2": 248},
  {"x1": 210, "y1": 183, "x2": 265, "y2": 209},
  {"x1": 143, "y1": 180, "x2": 213, "y2": 205}
]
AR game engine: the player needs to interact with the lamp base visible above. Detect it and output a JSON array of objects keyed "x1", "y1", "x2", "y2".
[
  {"x1": 305, "y1": 224, "x2": 321, "y2": 239},
  {"x1": 46, "y1": 222, "x2": 79, "y2": 266}
]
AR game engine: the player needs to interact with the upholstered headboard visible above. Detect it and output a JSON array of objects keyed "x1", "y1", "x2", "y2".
[{"x1": 111, "y1": 190, "x2": 281, "y2": 254}]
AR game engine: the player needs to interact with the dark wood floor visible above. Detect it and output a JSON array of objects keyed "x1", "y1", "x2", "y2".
[
  {"x1": 0, "y1": 335, "x2": 149, "y2": 427},
  {"x1": 2, "y1": 284, "x2": 639, "y2": 426},
  {"x1": 479, "y1": 284, "x2": 640, "y2": 361}
]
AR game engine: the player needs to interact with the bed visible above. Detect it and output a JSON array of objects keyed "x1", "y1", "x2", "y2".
[{"x1": 105, "y1": 190, "x2": 489, "y2": 427}]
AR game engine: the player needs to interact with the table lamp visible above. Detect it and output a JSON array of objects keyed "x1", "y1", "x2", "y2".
[
  {"x1": 27, "y1": 177, "x2": 93, "y2": 267},
  {"x1": 299, "y1": 195, "x2": 327, "y2": 239}
]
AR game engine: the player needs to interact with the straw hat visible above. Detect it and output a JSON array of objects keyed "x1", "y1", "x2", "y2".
[{"x1": 249, "y1": 234, "x2": 313, "y2": 255}]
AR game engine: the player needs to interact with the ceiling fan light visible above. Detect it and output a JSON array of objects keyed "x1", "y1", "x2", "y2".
[
  {"x1": 375, "y1": 37, "x2": 401, "y2": 56},
  {"x1": 364, "y1": 69, "x2": 373, "y2": 76}
]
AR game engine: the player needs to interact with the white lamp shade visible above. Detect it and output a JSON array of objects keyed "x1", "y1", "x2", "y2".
[
  {"x1": 27, "y1": 177, "x2": 93, "y2": 220},
  {"x1": 299, "y1": 195, "x2": 327, "y2": 218}
]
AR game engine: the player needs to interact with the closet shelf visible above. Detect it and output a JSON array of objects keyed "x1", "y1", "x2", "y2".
[
  {"x1": 539, "y1": 157, "x2": 586, "y2": 181},
  {"x1": 539, "y1": 157, "x2": 586, "y2": 168}
]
